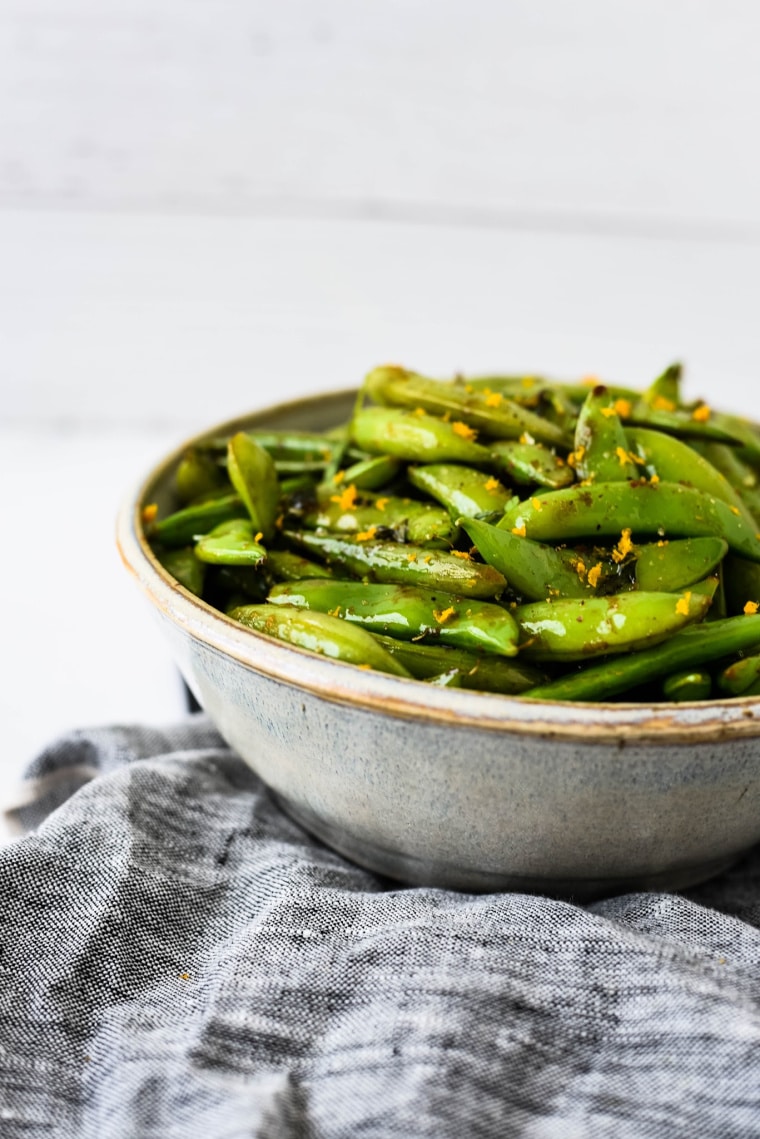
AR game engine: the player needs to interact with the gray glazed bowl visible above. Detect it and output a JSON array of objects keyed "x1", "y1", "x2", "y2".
[{"x1": 117, "y1": 390, "x2": 760, "y2": 900}]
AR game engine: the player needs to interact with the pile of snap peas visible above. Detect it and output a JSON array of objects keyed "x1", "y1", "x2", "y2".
[{"x1": 144, "y1": 364, "x2": 760, "y2": 703}]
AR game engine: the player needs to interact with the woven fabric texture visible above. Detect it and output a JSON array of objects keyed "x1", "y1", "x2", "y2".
[{"x1": 2, "y1": 719, "x2": 760, "y2": 1138}]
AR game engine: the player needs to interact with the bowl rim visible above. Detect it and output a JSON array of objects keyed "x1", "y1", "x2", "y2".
[{"x1": 116, "y1": 389, "x2": 760, "y2": 745}]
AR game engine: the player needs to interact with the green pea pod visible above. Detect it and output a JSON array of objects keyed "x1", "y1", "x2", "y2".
[
  {"x1": 463, "y1": 376, "x2": 579, "y2": 432},
  {"x1": 227, "y1": 432, "x2": 279, "y2": 542},
  {"x1": 195, "y1": 520, "x2": 267, "y2": 566},
  {"x1": 717, "y1": 653, "x2": 760, "y2": 696},
  {"x1": 352, "y1": 406, "x2": 491, "y2": 464},
  {"x1": 248, "y1": 431, "x2": 335, "y2": 463},
  {"x1": 268, "y1": 580, "x2": 521, "y2": 657},
  {"x1": 155, "y1": 546, "x2": 206, "y2": 596},
  {"x1": 627, "y1": 428, "x2": 750, "y2": 518},
  {"x1": 175, "y1": 449, "x2": 225, "y2": 504},
  {"x1": 365, "y1": 366, "x2": 570, "y2": 447},
  {"x1": 407, "y1": 464, "x2": 512, "y2": 520},
  {"x1": 266, "y1": 549, "x2": 336, "y2": 582},
  {"x1": 498, "y1": 482, "x2": 760, "y2": 563},
  {"x1": 489, "y1": 440, "x2": 574, "y2": 489},
  {"x1": 338, "y1": 454, "x2": 403, "y2": 491},
  {"x1": 305, "y1": 486, "x2": 455, "y2": 545},
  {"x1": 523, "y1": 614, "x2": 760, "y2": 701},
  {"x1": 574, "y1": 386, "x2": 638, "y2": 481},
  {"x1": 624, "y1": 403, "x2": 746, "y2": 444},
  {"x1": 229, "y1": 603, "x2": 413, "y2": 678},
  {"x1": 514, "y1": 586, "x2": 712, "y2": 661},
  {"x1": 460, "y1": 516, "x2": 612, "y2": 600},
  {"x1": 662, "y1": 669, "x2": 712, "y2": 701},
  {"x1": 642, "y1": 362, "x2": 682, "y2": 409},
  {"x1": 634, "y1": 537, "x2": 728, "y2": 592},
  {"x1": 699, "y1": 443, "x2": 760, "y2": 525},
  {"x1": 710, "y1": 413, "x2": 760, "y2": 465},
  {"x1": 152, "y1": 493, "x2": 247, "y2": 547},
  {"x1": 284, "y1": 529, "x2": 506, "y2": 598},
  {"x1": 370, "y1": 634, "x2": 546, "y2": 693}
]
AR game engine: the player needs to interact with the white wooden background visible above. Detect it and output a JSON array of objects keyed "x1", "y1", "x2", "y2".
[{"x1": 1, "y1": 1, "x2": 759, "y2": 827}]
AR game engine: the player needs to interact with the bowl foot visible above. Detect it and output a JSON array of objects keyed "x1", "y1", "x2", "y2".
[{"x1": 273, "y1": 794, "x2": 741, "y2": 901}]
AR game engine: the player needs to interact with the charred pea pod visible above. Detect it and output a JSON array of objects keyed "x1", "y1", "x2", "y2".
[
  {"x1": 226, "y1": 432, "x2": 280, "y2": 542},
  {"x1": 634, "y1": 537, "x2": 728, "y2": 592},
  {"x1": 303, "y1": 485, "x2": 455, "y2": 545},
  {"x1": 661, "y1": 670, "x2": 712, "y2": 701},
  {"x1": 626, "y1": 428, "x2": 751, "y2": 519},
  {"x1": 283, "y1": 529, "x2": 507, "y2": 598},
  {"x1": 229, "y1": 603, "x2": 413, "y2": 678},
  {"x1": 717, "y1": 653, "x2": 760, "y2": 696},
  {"x1": 268, "y1": 580, "x2": 521, "y2": 657},
  {"x1": 488, "y1": 440, "x2": 574, "y2": 490},
  {"x1": 195, "y1": 519, "x2": 267, "y2": 566},
  {"x1": 498, "y1": 482, "x2": 760, "y2": 563},
  {"x1": 351, "y1": 406, "x2": 491, "y2": 464},
  {"x1": 460, "y1": 516, "x2": 616, "y2": 601},
  {"x1": 155, "y1": 546, "x2": 206, "y2": 597},
  {"x1": 365, "y1": 366, "x2": 570, "y2": 447},
  {"x1": 407, "y1": 463, "x2": 512, "y2": 520},
  {"x1": 370, "y1": 634, "x2": 546, "y2": 693},
  {"x1": 523, "y1": 615, "x2": 760, "y2": 702},
  {"x1": 151, "y1": 493, "x2": 248, "y2": 547},
  {"x1": 514, "y1": 585, "x2": 712, "y2": 661},
  {"x1": 573, "y1": 386, "x2": 639, "y2": 481}
]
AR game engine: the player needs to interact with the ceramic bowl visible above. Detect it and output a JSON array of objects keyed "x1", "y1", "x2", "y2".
[{"x1": 117, "y1": 390, "x2": 760, "y2": 900}]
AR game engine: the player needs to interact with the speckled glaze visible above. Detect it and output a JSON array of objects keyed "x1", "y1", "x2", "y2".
[{"x1": 117, "y1": 391, "x2": 760, "y2": 899}]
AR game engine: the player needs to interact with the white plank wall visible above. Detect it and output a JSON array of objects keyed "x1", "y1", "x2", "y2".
[
  {"x1": 1, "y1": 1, "x2": 759, "y2": 823},
  {"x1": 3, "y1": 0, "x2": 760, "y2": 234}
]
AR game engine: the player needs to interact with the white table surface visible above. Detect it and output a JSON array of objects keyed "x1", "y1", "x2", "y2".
[{"x1": 2, "y1": 207, "x2": 758, "y2": 839}]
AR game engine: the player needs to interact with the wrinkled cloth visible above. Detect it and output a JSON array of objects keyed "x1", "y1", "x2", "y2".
[{"x1": 2, "y1": 720, "x2": 760, "y2": 1138}]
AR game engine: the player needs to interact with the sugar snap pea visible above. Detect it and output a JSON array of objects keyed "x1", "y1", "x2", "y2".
[
  {"x1": 151, "y1": 493, "x2": 247, "y2": 547},
  {"x1": 634, "y1": 538, "x2": 728, "y2": 592},
  {"x1": 268, "y1": 580, "x2": 521, "y2": 657},
  {"x1": 574, "y1": 386, "x2": 639, "y2": 481},
  {"x1": 229, "y1": 604, "x2": 413, "y2": 677},
  {"x1": 227, "y1": 432, "x2": 279, "y2": 542},
  {"x1": 285, "y1": 530, "x2": 506, "y2": 598},
  {"x1": 365, "y1": 366, "x2": 570, "y2": 447},
  {"x1": 499, "y1": 482, "x2": 760, "y2": 563},
  {"x1": 303, "y1": 485, "x2": 455, "y2": 545},
  {"x1": 352, "y1": 406, "x2": 491, "y2": 464},
  {"x1": 662, "y1": 670, "x2": 712, "y2": 701},
  {"x1": 407, "y1": 464, "x2": 512, "y2": 520},
  {"x1": 489, "y1": 439, "x2": 574, "y2": 490},
  {"x1": 523, "y1": 616, "x2": 760, "y2": 701},
  {"x1": 195, "y1": 520, "x2": 267, "y2": 566},
  {"x1": 370, "y1": 634, "x2": 545, "y2": 693},
  {"x1": 460, "y1": 516, "x2": 616, "y2": 601},
  {"x1": 514, "y1": 586, "x2": 712, "y2": 661}
]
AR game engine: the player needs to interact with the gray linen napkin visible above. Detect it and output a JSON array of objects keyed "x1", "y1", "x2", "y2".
[{"x1": 2, "y1": 719, "x2": 760, "y2": 1138}]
